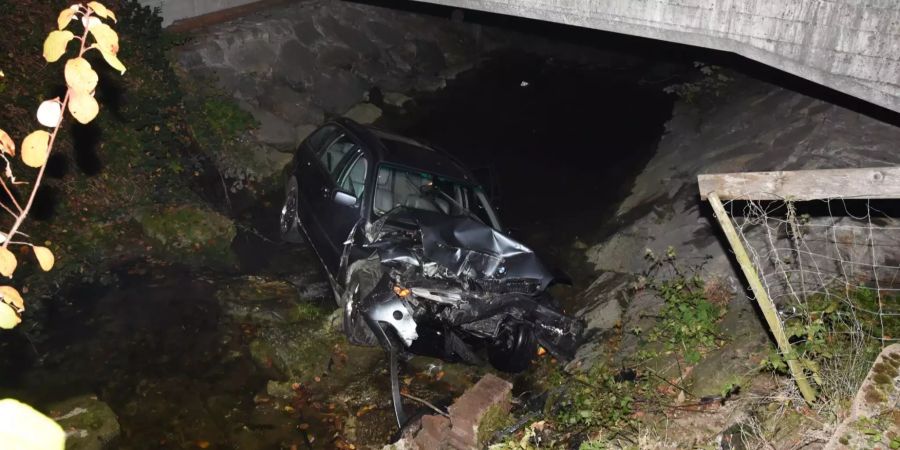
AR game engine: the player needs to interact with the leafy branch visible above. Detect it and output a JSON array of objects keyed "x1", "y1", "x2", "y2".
[{"x1": 0, "y1": 1, "x2": 126, "y2": 330}]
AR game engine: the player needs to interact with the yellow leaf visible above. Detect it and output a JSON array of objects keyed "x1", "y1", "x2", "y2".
[
  {"x1": 0, "y1": 303, "x2": 20, "y2": 329},
  {"x1": 32, "y1": 247, "x2": 54, "y2": 271},
  {"x1": 57, "y1": 8, "x2": 75, "y2": 30},
  {"x1": 98, "y1": 47, "x2": 126, "y2": 74},
  {"x1": 42, "y1": 30, "x2": 74, "y2": 63},
  {"x1": 36, "y1": 100, "x2": 63, "y2": 128},
  {"x1": 0, "y1": 399, "x2": 66, "y2": 449},
  {"x1": 88, "y1": 2, "x2": 116, "y2": 22},
  {"x1": 68, "y1": 91, "x2": 99, "y2": 124},
  {"x1": 0, "y1": 129, "x2": 15, "y2": 156},
  {"x1": 0, "y1": 286, "x2": 24, "y2": 311},
  {"x1": 21, "y1": 130, "x2": 50, "y2": 168},
  {"x1": 0, "y1": 248, "x2": 17, "y2": 278},
  {"x1": 88, "y1": 23, "x2": 118, "y2": 56},
  {"x1": 65, "y1": 58, "x2": 98, "y2": 93}
]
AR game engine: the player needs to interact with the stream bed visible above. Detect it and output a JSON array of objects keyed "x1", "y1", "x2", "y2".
[{"x1": 0, "y1": 50, "x2": 673, "y2": 449}]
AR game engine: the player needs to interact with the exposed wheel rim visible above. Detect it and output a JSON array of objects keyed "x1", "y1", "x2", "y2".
[{"x1": 280, "y1": 183, "x2": 298, "y2": 235}]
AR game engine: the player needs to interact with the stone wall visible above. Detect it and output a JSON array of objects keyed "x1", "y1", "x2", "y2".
[
  {"x1": 575, "y1": 77, "x2": 900, "y2": 364},
  {"x1": 175, "y1": 0, "x2": 492, "y2": 189}
]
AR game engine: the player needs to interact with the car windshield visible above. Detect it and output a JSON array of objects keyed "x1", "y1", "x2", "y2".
[{"x1": 372, "y1": 164, "x2": 501, "y2": 230}]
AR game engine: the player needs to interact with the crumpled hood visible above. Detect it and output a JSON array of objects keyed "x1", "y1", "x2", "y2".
[{"x1": 369, "y1": 208, "x2": 554, "y2": 289}]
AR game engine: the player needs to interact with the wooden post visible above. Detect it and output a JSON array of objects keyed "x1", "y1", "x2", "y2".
[{"x1": 706, "y1": 192, "x2": 817, "y2": 404}]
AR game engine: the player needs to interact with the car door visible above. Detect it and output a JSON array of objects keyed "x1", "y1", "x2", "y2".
[
  {"x1": 319, "y1": 149, "x2": 370, "y2": 274},
  {"x1": 306, "y1": 132, "x2": 367, "y2": 274},
  {"x1": 295, "y1": 125, "x2": 341, "y2": 230}
]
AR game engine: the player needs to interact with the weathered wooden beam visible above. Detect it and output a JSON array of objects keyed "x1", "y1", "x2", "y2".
[
  {"x1": 698, "y1": 167, "x2": 900, "y2": 201},
  {"x1": 706, "y1": 192, "x2": 817, "y2": 404}
]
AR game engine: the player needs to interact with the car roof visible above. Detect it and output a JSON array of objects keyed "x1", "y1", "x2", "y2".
[{"x1": 333, "y1": 118, "x2": 475, "y2": 184}]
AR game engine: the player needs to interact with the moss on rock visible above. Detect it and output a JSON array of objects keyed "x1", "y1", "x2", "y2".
[{"x1": 136, "y1": 204, "x2": 237, "y2": 267}]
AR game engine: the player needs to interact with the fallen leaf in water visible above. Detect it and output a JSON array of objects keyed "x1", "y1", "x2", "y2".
[
  {"x1": 195, "y1": 440, "x2": 210, "y2": 449},
  {"x1": 356, "y1": 404, "x2": 375, "y2": 417},
  {"x1": 298, "y1": 423, "x2": 310, "y2": 430}
]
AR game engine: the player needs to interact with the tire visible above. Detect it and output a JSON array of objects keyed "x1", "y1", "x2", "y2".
[
  {"x1": 280, "y1": 177, "x2": 302, "y2": 243},
  {"x1": 341, "y1": 257, "x2": 382, "y2": 347},
  {"x1": 488, "y1": 323, "x2": 537, "y2": 373}
]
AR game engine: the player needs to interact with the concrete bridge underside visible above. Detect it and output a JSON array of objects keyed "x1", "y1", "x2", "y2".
[
  {"x1": 411, "y1": 0, "x2": 900, "y2": 114},
  {"x1": 145, "y1": 0, "x2": 900, "y2": 113}
]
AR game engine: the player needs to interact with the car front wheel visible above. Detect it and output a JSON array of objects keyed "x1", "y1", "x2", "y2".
[
  {"x1": 488, "y1": 323, "x2": 537, "y2": 373},
  {"x1": 280, "y1": 177, "x2": 302, "y2": 243}
]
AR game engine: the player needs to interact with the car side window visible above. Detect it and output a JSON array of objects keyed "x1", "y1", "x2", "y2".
[
  {"x1": 306, "y1": 125, "x2": 340, "y2": 156},
  {"x1": 339, "y1": 152, "x2": 368, "y2": 198},
  {"x1": 319, "y1": 134, "x2": 357, "y2": 176}
]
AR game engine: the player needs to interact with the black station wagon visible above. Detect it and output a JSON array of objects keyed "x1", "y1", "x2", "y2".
[{"x1": 280, "y1": 118, "x2": 581, "y2": 426}]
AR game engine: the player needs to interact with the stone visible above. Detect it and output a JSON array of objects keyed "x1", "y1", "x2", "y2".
[
  {"x1": 825, "y1": 344, "x2": 900, "y2": 450},
  {"x1": 135, "y1": 204, "x2": 237, "y2": 268},
  {"x1": 343, "y1": 103, "x2": 382, "y2": 124},
  {"x1": 48, "y1": 395, "x2": 120, "y2": 450},
  {"x1": 226, "y1": 39, "x2": 277, "y2": 75},
  {"x1": 383, "y1": 92, "x2": 412, "y2": 107},
  {"x1": 310, "y1": 69, "x2": 368, "y2": 113},
  {"x1": 413, "y1": 40, "x2": 447, "y2": 75},
  {"x1": 683, "y1": 296, "x2": 769, "y2": 398},
  {"x1": 275, "y1": 40, "x2": 317, "y2": 88},
  {"x1": 327, "y1": 21, "x2": 380, "y2": 57},
  {"x1": 258, "y1": 83, "x2": 324, "y2": 126},
  {"x1": 265, "y1": 380, "x2": 296, "y2": 400},
  {"x1": 414, "y1": 415, "x2": 451, "y2": 449},
  {"x1": 316, "y1": 45, "x2": 362, "y2": 70},
  {"x1": 391, "y1": 373, "x2": 511, "y2": 449},
  {"x1": 248, "y1": 107, "x2": 297, "y2": 148},
  {"x1": 215, "y1": 276, "x2": 324, "y2": 325},
  {"x1": 447, "y1": 374, "x2": 512, "y2": 448},
  {"x1": 365, "y1": 21, "x2": 407, "y2": 48},
  {"x1": 295, "y1": 124, "x2": 319, "y2": 147}
]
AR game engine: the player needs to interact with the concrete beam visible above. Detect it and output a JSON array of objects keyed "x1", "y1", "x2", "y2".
[
  {"x1": 409, "y1": 0, "x2": 900, "y2": 114},
  {"x1": 139, "y1": 0, "x2": 259, "y2": 26}
]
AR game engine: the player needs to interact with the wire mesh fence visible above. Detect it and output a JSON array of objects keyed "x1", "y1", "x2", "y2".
[{"x1": 700, "y1": 168, "x2": 900, "y2": 404}]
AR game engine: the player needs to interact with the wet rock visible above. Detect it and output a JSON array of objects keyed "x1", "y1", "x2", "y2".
[
  {"x1": 383, "y1": 92, "x2": 412, "y2": 108},
  {"x1": 135, "y1": 204, "x2": 237, "y2": 268},
  {"x1": 227, "y1": 39, "x2": 277, "y2": 75},
  {"x1": 48, "y1": 395, "x2": 119, "y2": 450},
  {"x1": 413, "y1": 40, "x2": 446, "y2": 75},
  {"x1": 343, "y1": 103, "x2": 382, "y2": 124},
  {"x1": 247, "y1": 107, "x2": 296, "y2": 149},
  {"x1": 825, "y1": 344, "x2": 900, "y2": 450},
  {"x1": 275, "y1": 40, "x2": 316, "y2": 88},
  {"x1": 248, "y1": 322, "x2": 338, "y2": 381},
  {"x1": 316, "y1": 45, "x2": 362, "y2": 70},
  {"x1": 683, "y1": 298, "x2": 769, "y2": 398},
  {"x1": 258, "y1": 84, "x2": 324, "y2": 126},
  {"x1": 265, "y1": 380, "x2": 295, "y2": 399},
  {"x1": 216, "y1": 276, "x2": 324, "y2": 325},
  {"x1": 310, "y1": 69, "x2": 368, "y2": 113}
]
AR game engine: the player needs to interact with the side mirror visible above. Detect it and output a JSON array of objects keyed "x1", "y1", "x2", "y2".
[{"x1": 334, "y1": 191, "x2": 358, "y2": 207}]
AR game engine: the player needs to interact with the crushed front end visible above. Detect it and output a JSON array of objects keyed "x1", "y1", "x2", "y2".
[{"x1": 354, "y1": 208, "x2": 583, "y2": 364}]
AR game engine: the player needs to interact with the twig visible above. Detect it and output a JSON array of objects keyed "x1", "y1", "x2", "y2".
[
  {"x1": 400, "y1": 393, "x2": 449, "y2": 418},
  {"x1": 2, "y1": 10, "x2": 95, "y2": 249}
]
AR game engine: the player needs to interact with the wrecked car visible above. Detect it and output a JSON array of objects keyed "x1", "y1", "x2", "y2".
[{"x1": 280, "y1": 118, "x2": 582, "y2": 426}]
